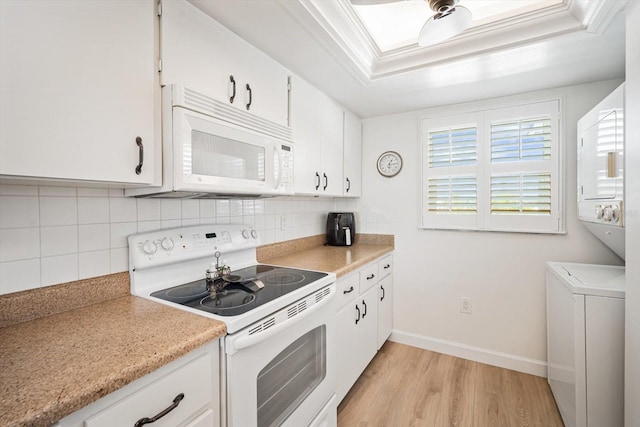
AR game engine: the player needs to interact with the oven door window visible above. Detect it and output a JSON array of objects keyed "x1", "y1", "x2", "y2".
[
  {"x1": 257, "y1": 325, "x2": 326, "y2": 427},
  {"x1": 191, "y1": 129, "x2": 266, "y2": 182}
]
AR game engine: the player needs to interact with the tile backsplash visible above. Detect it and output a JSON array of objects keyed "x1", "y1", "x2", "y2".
[{"x1": 0, "y1": 184, "x2": 391, "y2": 295}]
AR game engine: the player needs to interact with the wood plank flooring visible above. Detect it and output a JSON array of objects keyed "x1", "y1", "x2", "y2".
[{"x1": 337, "y1": 341, "x2": 564, "y2": 427}]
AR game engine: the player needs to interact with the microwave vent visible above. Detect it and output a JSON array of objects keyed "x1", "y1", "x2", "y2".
[{"x1": 180, "y1": 87, "x2": 293, "y2": 142}]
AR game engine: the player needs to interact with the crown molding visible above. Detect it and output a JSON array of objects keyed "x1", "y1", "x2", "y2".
[{"x1": 293, "y1": 0, "x2": 625, "y2": 83}]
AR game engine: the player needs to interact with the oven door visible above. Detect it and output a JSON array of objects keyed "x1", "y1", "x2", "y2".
[{"x1": 224, "y1": 285, "x2": 336, "y2": 427}]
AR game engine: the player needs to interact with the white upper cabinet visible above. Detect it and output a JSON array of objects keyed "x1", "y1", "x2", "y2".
[
  {"x1": 343, "y1": 110, "x2": 362, "y2": 197},
  {"x1": 0, "y1": 0, "x2": 157, "y2": 184},
  {"x1": 160, "y1": 0, "x2": 290, "y2": 127},
  {"x1": 291, "y1": 76, "x2": 343, "y2": 196}
]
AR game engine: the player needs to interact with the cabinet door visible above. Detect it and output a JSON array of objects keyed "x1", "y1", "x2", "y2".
[
  {"x1": 0, "y1": 0, "x2": 156, "y2": 184},
  {"x1": 160, "y1": 0, "x2": 289, "y2": 127},
  {"x1": 377, "y1": 277, "x2": 393, "y2": 349},
  {"x1": 343, "y1": 110, "x2": 362, "y2": 197},
  {"x1": 291, "y1": 76, "x2": 343, "y2": 196},
  {"x1": 291, "y1": 77, "x2": 323, "y2": 194}
]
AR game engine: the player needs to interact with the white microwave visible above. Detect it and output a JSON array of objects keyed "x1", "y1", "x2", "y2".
[{"x1": 127, "y1": 85, "x2": 294, "y2": 198}]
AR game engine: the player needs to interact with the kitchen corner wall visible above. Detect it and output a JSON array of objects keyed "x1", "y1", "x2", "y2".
[
  {"x1": 361, "y1": 78, "x2": 625, "y2": 375},
  {"x1": 0, "y1": 186, "x2": 390, "y2": 295}
]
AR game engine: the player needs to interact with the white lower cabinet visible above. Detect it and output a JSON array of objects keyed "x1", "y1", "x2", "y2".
[
  {"x1": 336, "y1": 254, "x2": 393, "y2": 403},
  {"x1": 58, "y1": 341, "x2": 220, "y2": 427}
]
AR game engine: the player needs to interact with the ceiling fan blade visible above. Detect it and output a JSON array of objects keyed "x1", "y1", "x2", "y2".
[
  {"x1": 349, "y1": 0, "x2": 408, "y2": 5},
  {"x1": 418, "y1": 4, "x2": 472, "y2": 47}
]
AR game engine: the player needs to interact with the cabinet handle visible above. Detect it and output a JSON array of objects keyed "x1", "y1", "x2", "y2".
[
  {"x1": 384, "y1": 264, "x2": 391, "y2": 269},
  {"x1": 134, "y1": 393, "x2": 184, "y2": 427},
  {"x1": 355, "y1": 305, "x2": 361, "y2": 324},
  {"x1": 323, "y1": 173, "x2": 328, "y2": 190},
  {"x1": 366, "y1": 274, "x2": 375, "y2": 280},
  {"x1": 135, "y1": 136, "x2": 143, "y2": 175},
  {"x1": 229, "y1": 75, "x2": 236, "y2": 103},
  {"x1": 362, "y1": 300, "x2": 367, "y2": 318},
  {"x1": 346, "y1": 177, "x2": 351, "y2": 193},
  {"x1": 315, "y1": 172, "x2": 320, "y2": 190},
  {"x1": 246, "y1": 83, "x2": 252, "y2": 110},
  {"x1": 343, "y1": 286, "x2": 354, "y2": 294},
  {"x1": 380, "y1": 285, "x2": 385, "y2": 301}
]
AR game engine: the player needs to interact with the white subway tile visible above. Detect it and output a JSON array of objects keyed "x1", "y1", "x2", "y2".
[
  {"x1": 199, "y1": 200, "x2": 215, "y2": 218},
  {"x1": 182, "y1": 218, "x2": 200, "y2": 226},
  {"x1": 199, "y1": 217, "x2": 216, "y2": 225},
  {"x1": 0, "y1": 228, "x2": 40, "y2": 262},
  {"x1": 0, "y1": 259, "x2": 41, "y2": 294},
  {"x1": 137, "y1": 220, "x2": 161, "y2": 233},
  {"x1": 161, "y1": 219, "x2": 181, "y2": 229},
  {"x1": 39, "y1": 186, "x2": 76, "y2": 197},
  {"x1": 110, "y1": 247, "x2": 128, "y2": 273},
  {"x1": 40, "y1": 196, "x2": 78, "y2": 226},
  {"x1": 242, "y1": 200, "x2": 255, "y2": 216},
  {"x1": 79, "y1": 250, "x2": 110, "y2": 279},
  {"x1": 109, "y1": 197, "x2": 137, "y2": 223},
  {"x1": 181, "y1": 200, "x2": 200, "y2": 219},
  {"x1": 41, "y1": 254, "x2": 78, "y2": 286},
  {"x1": 229, "y1": 200, "x2": 243, "y2": 217},
  {"x1": 0, "y1": 184, "x2": 38, "y2": 196},
  {"x1": 78, "y1": 197, "x2": 110, "y2": 224},
  {"x1": 161, "y1": 199, "x2": 181, "y2": 220},
  {"x1": 79, "y1": 224, "x2": 110, "y2": 252},
  {"x1": 110, "y1": 222, "x2": 137, "y2": 248},
  {"x1": 137, "y1": 199, "x2": 161, "y2": 221},
  {"x1": 254, "y1": 199, "x2": 265, "y2": 215},
  {"x1": 77, "y1": 187, "x2": 109, "y2": 197},
  {"x1": 216, "y1": 200, "x2": 230, "y2": 217},
  {"x1": 0, "y1": 196, "x2": 39, "y2": 228},
  {"x1": 41, "y1": 226, "x2": 78, "y2": 257}
]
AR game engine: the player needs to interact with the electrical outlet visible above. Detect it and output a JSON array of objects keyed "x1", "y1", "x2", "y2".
[
  {"x1": 280, "y1": 215, "x2": 286, "y2": 231},
  {"x1": 461, "y1": 297, "x2": 472, "y2": 314}
]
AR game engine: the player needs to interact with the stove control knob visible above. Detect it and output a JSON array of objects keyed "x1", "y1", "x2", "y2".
[
  {"x1": 603, "y1": 205, "x2": 619, "y2": 223},
  {"x1": 250, "y1": 229, "x2": 258, "y2": 239},
  {"x1": 141, "y1": 240, "x2": 157, "y2": 255},
  {"x1": 595, "y1": 205, "x2": 604, "y2": 220},
  {"x1": 160, "y1": 237, "x2": 174, "y2": 251},
  {"x1": 242, "y1": 229, "x2": 250, "y2": 239}
]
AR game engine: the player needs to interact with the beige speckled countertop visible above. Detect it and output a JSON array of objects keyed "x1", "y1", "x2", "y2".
[
  {"x1": 0, "y1": 276, "x2": 226, "y2": 427},
  {"x1": 257, "y1": 233, "x2": 394, "y2": 277}
]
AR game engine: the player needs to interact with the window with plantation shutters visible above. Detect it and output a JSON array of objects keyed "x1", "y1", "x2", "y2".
[{"x1": 421, "y1": 99, "x2": 563, "y2": 233}]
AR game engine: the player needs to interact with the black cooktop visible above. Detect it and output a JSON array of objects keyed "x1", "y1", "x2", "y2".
[{"x1": 150, "y1": 264, "x2": 327, "y2": 316}]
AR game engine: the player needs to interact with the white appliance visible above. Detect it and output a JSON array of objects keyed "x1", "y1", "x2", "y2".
[
  {"x1": 546, "y1": 262, "x2": 625, "y2": 427},
  {"x1": 128, "y1": 225, "x2": 337, "y2": 427},
  {"x1": 126, "y1": 85, "x2": 295, "y2": 199},
  {"x1": 577, "y1": 83, "x2": 625, "y2": 259}
]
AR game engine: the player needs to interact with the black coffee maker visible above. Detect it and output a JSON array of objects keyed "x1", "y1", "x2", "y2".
[{"x1": 326, "y1": 212, "x2": 355, "y2": 246}]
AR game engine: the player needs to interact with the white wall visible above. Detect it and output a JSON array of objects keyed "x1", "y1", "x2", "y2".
[
  {"x1": 362, "y1": 79, "x2": 624, "y2": 375},
  {"x1": 625, "y1": 2, "x2": 640, "y2": 425},
  {"x1": 0, "y1": 186, "x2": 384, "y2": 295}
]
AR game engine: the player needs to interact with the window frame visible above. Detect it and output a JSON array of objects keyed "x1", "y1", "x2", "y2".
[{"x1": 420, "y1": 98, "x2": 564, "y2": 234}]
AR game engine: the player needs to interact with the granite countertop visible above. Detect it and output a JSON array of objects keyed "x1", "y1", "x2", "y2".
[
  {"x1": 0, "y1": 233, "x2": 392, "y2": 427},
  {"x1": 0, "y1": 281, "x2": 226, "y2": 427},
  {"x1": 258, "y1": 234, "x2": 394, "y2": 278}
]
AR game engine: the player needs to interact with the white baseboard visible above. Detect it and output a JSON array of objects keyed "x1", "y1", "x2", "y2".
[{"x1": 389, "y1": 330, "x2": 548, "y2": 378}]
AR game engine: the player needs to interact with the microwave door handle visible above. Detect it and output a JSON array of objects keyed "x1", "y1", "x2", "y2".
[{"x1": 275, "y1": 147, "x2": 283, "y2": 190}]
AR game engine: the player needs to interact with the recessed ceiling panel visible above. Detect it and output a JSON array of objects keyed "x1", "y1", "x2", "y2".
[{"x1": 352, "y1": 0, "x2": 561, "y2": 52}]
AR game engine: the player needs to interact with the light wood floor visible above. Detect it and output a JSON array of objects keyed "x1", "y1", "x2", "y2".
[{"x1": 337, "y1": 341, "x2": 564, "y2": 427}]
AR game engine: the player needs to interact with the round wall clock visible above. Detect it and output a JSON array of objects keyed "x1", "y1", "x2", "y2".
[{"x1": 377, "y1": 151, "x2": 403, "y2": 177}]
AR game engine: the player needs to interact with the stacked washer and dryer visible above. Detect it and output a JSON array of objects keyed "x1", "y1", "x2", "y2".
[{"x1": 546, "y1": 83, "x2": 626, "y2": 427}]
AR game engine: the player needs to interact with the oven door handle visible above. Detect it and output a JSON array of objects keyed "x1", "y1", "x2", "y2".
[{"x1": 229, "y1": 285, "x2": 336, "y2": 353}]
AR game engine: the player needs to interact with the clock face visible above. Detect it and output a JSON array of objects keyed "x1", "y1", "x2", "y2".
[{"x1": 377, "y1": 151, "x2": 402, "y2": 177}]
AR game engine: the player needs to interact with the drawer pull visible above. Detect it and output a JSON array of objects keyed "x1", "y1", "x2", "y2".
[
  {"x1": 366, "y1": 274, "x2": 375, "y2": 280},
  {"x1": 355, "y1": 305, "x2": 361, "y2": 324},
  {"x1": 134, "y1": 393, "x2": 184, "y2": 427},
  {"x1": 384, "y1": 264, "x2": 391, "y2": 269},
  {"x1": 362, "y1": 300, "x2": 367, "y2": 317},
  {"x1": 380, "y1": 285, "x2": 385, "y2": 301},
  {"x1": 135, "y1": 136, "x2": 143, "y2": 175},
  {"x1": 343, "y1": 286, "x2": 354, "y2": 294}
]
